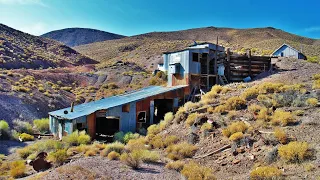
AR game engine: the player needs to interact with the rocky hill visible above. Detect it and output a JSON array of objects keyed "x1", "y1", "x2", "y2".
[
  {"x1": 41, "y1": 28, "x2": 125, "y2": 47},
  {"x1": 75, "y1": 27, "x2": 320, "y2": 70},
  {"x1": 0, "y1": 24, "x2": 98, "y2": 69}
]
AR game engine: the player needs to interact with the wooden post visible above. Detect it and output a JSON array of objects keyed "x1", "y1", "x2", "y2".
[
  {"x1": 215, "y1": 37, "x2": 218, "y2": 85},
  {"x1": 247, "y1": 49, "x2": 252, "y2": 77},
  {"x1": 207, "y1": 51, "x2": 210, "y2": 91}
]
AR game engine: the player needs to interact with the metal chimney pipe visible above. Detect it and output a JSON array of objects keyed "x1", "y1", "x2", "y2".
[{"x1": 70, "y1": 102, "x2": 74, "y2": 112}]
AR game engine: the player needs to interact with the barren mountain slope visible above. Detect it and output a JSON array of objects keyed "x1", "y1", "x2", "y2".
[
  {"x1": 0, "y1": 24, "x2": 97, "y2": 69},
  {"x1": 41, "y1": 28, "x2": 125, "y2": 47}
]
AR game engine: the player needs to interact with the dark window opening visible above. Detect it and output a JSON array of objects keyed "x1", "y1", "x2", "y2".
[
  {"x1": 192, "y1": 53, "x2": 199, "y2": 62},
  {"x1": 96, "y1": 117, "x2": 120, "y2": 141},
  {"x1": 137, "y1": 111, "x2": 146, "y2": 123},
  {"x1": 122, "y1": 104, "x2": 130, "y2": 112},
  {"x1": 153, "y1": 99, "x2": 173, "y2": 124}
]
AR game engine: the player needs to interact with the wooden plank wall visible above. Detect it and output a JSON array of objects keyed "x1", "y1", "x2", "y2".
[{"x1": 228, "y1": 54, "x2": 271, "y2": 82}]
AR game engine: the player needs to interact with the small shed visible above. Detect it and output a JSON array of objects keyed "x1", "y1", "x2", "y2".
[
  {"x1": 272, "y1": 43, "x2": 306, "y2": 60},
  {"x1": 49, "y1": 85, "x2": 187, "y2": 139}
]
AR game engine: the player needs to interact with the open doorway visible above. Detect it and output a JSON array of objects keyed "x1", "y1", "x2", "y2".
[
  {"x1": 96, "y1": 116, "x2": 120, "y2": 140},
  {"x1": 153, "y1": 99, "x2": 173, "y2": 124}
]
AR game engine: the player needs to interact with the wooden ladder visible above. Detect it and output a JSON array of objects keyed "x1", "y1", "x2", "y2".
[
  {"x1": 218, "y1": 75, "x2": 229, "y2": 85},
  {"x1": 187, "y1": 86, "x2": 198, "y2": 102}
]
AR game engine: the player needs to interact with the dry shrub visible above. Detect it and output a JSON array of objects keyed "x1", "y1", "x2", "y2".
[
  {"x1": 248, "y1": 104, "x2": 262, "y2": 113},
  {"x1": 47, "y1": 149, "x2": 69, "y2": 165},
  {"x1": 147, "y1": 124, "x2": 160, "y2": 135},
  {"x1": 213, "y1": 97, "x2": 246, "y2": 113},
  {"x1": 149, "y1": 135, "x2": 165, "y2": 149},
  {"x1": 271, "y1": 110, "x2": 295, "y2": 126},
  {"x1": 241, "y1": 87, "x2": 259, "y2": 100},
  {"x1": 165, "y1": 160, "x2": 185, "y2": 172},
  {"x1": 257, "y1": 94, "x2": 277, "y2": 108},
  {"x1": 274, "y1": 128, "x2": 287, "y2": 144},
  {"x1": 103, "y1": 142, "x2": 125, "y2": 155},
  {"x1": 164, "y1": 135, "x2": 179, "y2": 147},
  {"x1": 138, "y1": 150, "x2": 160, "y2": 163},
  {"x1": 9, "y1": 160, "x2": 26, "y2": 178},
  {"x1": 62, "y1": 130, "x2": 91, "y2": 147},
  {"x1": 278, "y1": 141, "x2": 312, "y2": 163},
  {"x1": 120, "y1": 152, "x2": 142, "y2": 169},
  {"x1": 293, "y1": 110, "x2": 304, "y2": 116},
  {"x1": 33, "y1": 118, "x2": 49, "y2": 133},
  {"x1": 108, "y1": 151, "x2": 120, "y2": 160},
  {"x1": 19, "y1": 133, "x2": 34, "y2": 141},
  {"x1": 229, "y1": 132, "x2": 244, "y2": 142},
  {"x1": 227, "y1": 110, "x2": 239, "y2": 120},
  {"x1": 312, "y1": 73, "x2": 320, "y2": 80},
  {"x1": 181, "y1": 161, "x2": 216, "y2": 180},
  {"x1": 306, "y1": 98, "x2": 318, "y2": 106},
  {"x1": 312, "y1": 79, "x2": 320, "y2": 89},
  {"x1": 93, "y1": 142, "x2": 107, "y2": 150},
  {"x1": 200, "y1": 123, "x2": 212, "y2": 131},
  {"x1": 250, "y1": 166, "x2": 282, "y2": 180},
  {"x1": 257, "y1": 82, "x2": 284, "y2": 94},
  {"x1": 126, "y1": 137, "x2": 148, "y2": 152},
  {"x1": 164, "y1": 112, "x2": 174, "y2": 124},
  {"x1": 222, "y1": 121, "x2": 248, "y2": 138},
  {"x1": 166, "y1": 142, "x2": 198, "y2": 160},
  {"x1": 17, "y1": 146, "x2": 33, "y2": 159},
  {"x1": 256, "y1": 107, "x2": 270, "y2": 121},
  {"x1": 185, "y1": 113, "x2": 199, "y2": 127},
  {"x1": 84, "y1": 149, "x2": 97, "y2": 157}
]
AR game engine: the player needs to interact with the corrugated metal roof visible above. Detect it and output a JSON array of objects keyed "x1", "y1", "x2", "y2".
[{"x1": 49, "y1": 85, "x2": 187, "y2": 120}]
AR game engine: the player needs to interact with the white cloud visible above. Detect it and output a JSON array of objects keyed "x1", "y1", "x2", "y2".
[
  {"x1": 20, "y1": 22, "x2": 48, "y2": 36},
  {"x1": 305, "y1": 26, "x2": 320, "y2": 32},
  {"x1": 0, "y1": 0, "x2": 47, "y2": 7}
]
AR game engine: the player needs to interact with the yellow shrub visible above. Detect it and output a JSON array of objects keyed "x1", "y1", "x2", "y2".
[
  {"x1": 47, "y1": 149, "x2": 69, "y2": 165},
  {"x1": 9, "y1": 160, "x2": 26, "y2": 178},
  {"x1": 312, "y1": 73, "x2": 320, "y2": 80},
  {"x1": 250, "y1": 166, "x2": 282, "y2": 180},
  {"x1": 257, "y1": 94, "x2": 277, "y2": 108},
  {"x1": 256, "y1": 107, "x2": 270, "y2": 121},
  {"x1": 17, "y1": 146, "x2": 33, "y2": 159},
  {"x1": 214, "y1": 97, "x2": 246, "y2": 113},
  {"x1": 248, "y1": 104, "x2": 262, "y2": 113},
  {"x1": 165, "y1": 160, "x2": 185, "y2": 172},
  {"x1": 108, "y1": 151, "x2": 120, "y2": 160},
  {"x1": 33, "y1": 118, "x2": 49, "y2": 133},
  {"x1": 159, "y1": 120, "x2": 168, "y2": 131},
  {"x1": 166, "y1": 142, "x2": 198, "y2": 160},
  {"x1": 149, "y1": 135, "x2": 165, "y2": 149},
  {"x1": 147, "y1": 124, "x2": 160, "y2": 135},
  {"x1": 241, "y1": 87, "x2": 259, "y2": 100},
  {"x1": 164, "y1": 135, "x2": 179, "y2": 147},
  {"x1": 274, "y1": 128, "x2": 287, "y2": 144},
  {"x1": 278, "y1": 141, "x2": 311, "y2": 163},
  {"x1": 257, "y1": 82, "x2": 284, "y2": 94},
  {"x1": 227, "y1": 110, "x2": 239, "y2": 120},
  {"x1": 19, "y1": 133, "x2": 34, "y2": 141},
  {"x1": 313, "y1": 79, "x2": 320, "y2": 89},
  {"x1": 293, "y1": 110, "x2": 304, "y2": 116},
  {"x1": 271, "y1": 110, "x2": 295, "y2": 126},
  {"x1": 138, "y1": 150, "x2": 160, "y2": 163},
  {"x1": 185, "y1": 113, "x2": 199, "y2": 127},
  {"x1": 222, "y1": 121, "x2": 248, "y2": 137},
  {"x1": 62, "y1": 130, "x2": 91, "y2": 147},
  {"x1": 229, "y1": 132, "x2": 244, "y2": 141},
  {"x1": 126, "y1": 137, "x2": 148, "y2": 152},
  {"x1": 164, "y1": 112, "x2": 174, "y2": 124},
  {"x1": 306, "y1": 98, "x2": 318, "y2": 106},
  {"x1": 181, "y1": 161, "x2": 216, "y2": 180},
  {"x1": 104, "y1": 142, "x2": 125, "y2": 154},
  {"x1": 84, "y1": 149, "x2": 97, "y2": 157},
  {"x1": 201, "y1": 123, "x2": 212, "y2": 131},
  {"x1": 120, "y1": 152, "x2": 142, "y2": 169}
]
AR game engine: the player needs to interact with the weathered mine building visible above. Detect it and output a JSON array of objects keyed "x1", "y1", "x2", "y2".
[
  {"x1": 49, "y1": 42, "x2": 272, "y2": 139},
  {"x1": 272, "y1": 43, "x2": 306, "y2": 60}
]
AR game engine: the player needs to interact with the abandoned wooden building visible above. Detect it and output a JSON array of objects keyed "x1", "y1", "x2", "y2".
[
  {"x1": 49, "y1": 85, "x2": 187, "y2": 139},
  {"x1": 49, "y1": 42, "x2": 272, "y2": 139},
  {"x1": 272, "y1": 43, "x2": 306, "y2": 60}
]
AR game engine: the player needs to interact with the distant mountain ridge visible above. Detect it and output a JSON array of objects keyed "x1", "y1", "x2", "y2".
[
  {"x1": 41, "y1": 28, "x2": 126, "y2": 47},
  {"x1": 0, "y1": 24, "x2": 97, "y2": 69}
]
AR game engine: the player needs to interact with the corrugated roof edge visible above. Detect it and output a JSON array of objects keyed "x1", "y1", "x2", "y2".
[{"x1": 49, "y1": 85, "x2": 188, "y2": 120}]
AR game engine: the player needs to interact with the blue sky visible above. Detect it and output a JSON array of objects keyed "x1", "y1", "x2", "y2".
[{"x1": 0, "y1": 0, "x2": 319, "y2": 38}]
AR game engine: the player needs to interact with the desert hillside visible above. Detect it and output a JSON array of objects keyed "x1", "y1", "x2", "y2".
[
  {"x1": 75, "y1": 27, "x2": 320, "y2": 70},
  {"x1": 41, "y1": 28, "x2": 125, "y2": 47},
  {"x1": 0, "y1": 24, "x2": 97, "y2": 69}
]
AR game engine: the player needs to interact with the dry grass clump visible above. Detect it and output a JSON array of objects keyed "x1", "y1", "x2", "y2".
[
  {"x1": 274, "y1": 128, "x2": 288, "y2": 144},
  {"x1": 312, "y1": 79, "x2": 320, "y2": 89},
  {"x1": 312, "y1": 73, "x2": 320, "y2": 80},
  {"x1": 147, "y1": 124, "x2": 161, "y2": 136},
  {"x1": 248, "y1": 104, "x2": 262, "y2": 113},
  {"x1": 250, "y1": 166, "x2": 282, "y2": 180},
  {"x1": 227, "y1": 110, "x2": 239, "y2": 120},
  {"x1": 278, "y1": 141, "x2": 312, "y2": 163},
  {"x1": 84, "y1": 149, "x2": 98, "y2": 157},
  {"x1": 165, "y1": 160, "x2": 185, "y2": 172},
  {"x1": 293, "y1": 110, "x2": 304, "y2": 116},
  {"x1": 181, "y1": 161, "x2": 216, "y2": 180},
  {"x1": 3, "y1": 160, "x2": 26, "y2": 178},
  {"x1": 222, "y1": 121, "x2": 248, "y2": 138},
  {"x1": 149, "y1": 135, "x2": 165, "y2": 149},
  {"x1": 185, "y1": 113, "x2": 199, "y2": 127},
  {"x1": 256, "y1": 107, "x2": 271, "y2": 121},
  {"x1": 102, "y1": 142, "x2": 125, "y2": 155},
  {"x1": 271, "y1": 110, "x2": 295, "y2": 126},
  {"x1": 62, "y1": 130, "x2": 91, "y2": 147},
  {"x1": 229, "y1": 132, "x2": 244, "y2": 142},
  {"x1": 306, "y1": 98, "x2": 318, "y2": 106},
  {"x1": 201, "y1": 85, "x2": 231, "y2": 104},
  {"x1": 120, "y1": 151, "x2": 142, "y2": 169},
  {"x1": 257, "y1": 94, "x2": 277, "y2": 108},
  {"x1": 201, "y1": 123, "x2": 213, "y2": 131},
  {"x1": 138, "y1": 149, "x2": 160, "y2": 163},
  {"x1": 212, "y1": 96, "x2": 246, "y2": 113},
  {"x1": 164, "y1": 135, "x2": 179, "y2": 147},
  {"x1": 241, "y1": 87, "x2": 259, "y2": 100},
  {"x1": 126, "y1": 137, "x2": 148, "y2": 151},
  {"x1": 107, "y1": 151, "x2": 120, "y2": 160},
  {"x1": 47, "y1": 149, "x2": 69, "y2": 165},
  {"x1": 166, "y1": 142, "x2": 198, "y2": 160},
  {"x1": 17, "y1": 139, "x2": 64, "y2": 159},
  {"x1": 19, "y1": 133, "x2": 34, "y2": 141}
]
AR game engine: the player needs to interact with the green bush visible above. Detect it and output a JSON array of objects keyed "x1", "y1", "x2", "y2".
[
  {"x1": 123, "y1": 132, "x2": 140, "y2": 144},
  {"x1": 0, "y1": 120, "x2": 10, "y2": 139},
  {"x1": 114, "y1": 131, "x2": 125, "y2": 143},
  {"x1": 19, "y1": 133, "x2": 34, "y2": 141},
  {"x1": 62, "y1": 130, "x2": 91, "y2": 147},
  {"x1": 47, "y1": 149, "x2": 69, "y2": 165},
  {"x1": 33, "y1": 118, "x2": 49, "y2": 133},
  {"x1": 13, "y1": 119, "x2": 33, "y2": 134}
]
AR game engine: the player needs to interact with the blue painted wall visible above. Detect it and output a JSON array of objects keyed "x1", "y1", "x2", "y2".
[{"x1": 106, "y1": 102, "x2": 136, "y2": 133}]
